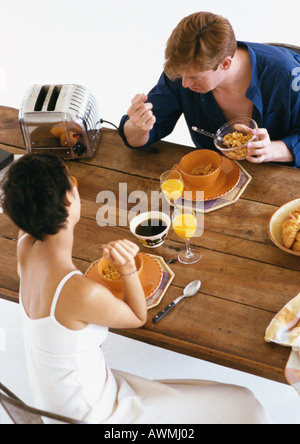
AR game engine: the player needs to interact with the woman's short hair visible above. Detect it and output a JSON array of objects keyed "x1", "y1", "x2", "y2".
[
  {"x1": 164, "y1": 12, "x2": 237, "y2": 80},
  {"x1": 1, "y1": 154, "x2": 73, "y2": 241}
]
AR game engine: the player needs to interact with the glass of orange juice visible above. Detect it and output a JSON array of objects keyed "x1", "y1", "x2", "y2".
[
  {"x1": 172, "y1": 207, "x2": 202, "y2": 264},
  {"x1": 160, "y1": 170, "x2": 184, "y2": 209}
]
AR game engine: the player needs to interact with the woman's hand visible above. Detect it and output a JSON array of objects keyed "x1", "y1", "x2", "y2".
[
  {"x1": 246, "y1": 128, "x2": 294, "y2": 163},
  {"x1": 102, "y1": 239, "x2": 139, "y2": 275},
  {"x1": 72, "y1": 239, "x2": 146, "y2": 329},
  {"x1": 100, "y1": 239, "x2": 146, "y2": 326}
]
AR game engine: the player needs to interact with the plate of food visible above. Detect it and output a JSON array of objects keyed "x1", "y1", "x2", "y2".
[
  {"x1": 174, "y1": 155, "x2": 240, "y2": 201},
  {"x1": 85, "y1": 252, "x2": 164, "y2": 299},
  {"x1": 269, "y1": 198, "x2": 300, "y2": 256}
]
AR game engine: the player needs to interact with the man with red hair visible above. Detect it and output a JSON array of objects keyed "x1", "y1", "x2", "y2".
[{"x1": 119, "y1": 12, "x2": 300, "y2": 167}]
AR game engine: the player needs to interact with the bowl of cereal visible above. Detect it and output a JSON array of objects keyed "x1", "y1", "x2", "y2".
[
  {"x1": 97, "y1": 253, "x2": 143, "y2": 291},
  {"x1": 179, "y1": 149, "x2": 222, "y2": 187},
  {"x1": 214, "y1": 118, "x2": 258, "y2": 161}
]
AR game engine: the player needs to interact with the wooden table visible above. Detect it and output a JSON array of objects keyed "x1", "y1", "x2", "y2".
[{"x1": 1, "y1": 106, "x2": 300, "y2": 385}]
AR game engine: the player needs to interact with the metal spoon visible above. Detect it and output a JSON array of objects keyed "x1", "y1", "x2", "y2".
[
  {"x1": 192, "y1": 126, "x2": 230, "y2": 147},
  {"x1": 152, "y1": 280, "x2": 201, "y2": 324}
]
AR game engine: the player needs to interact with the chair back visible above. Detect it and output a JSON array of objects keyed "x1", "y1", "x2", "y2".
[
  {"x1": 0, "y1": 383, "x2": 85, "y2": 424},
  {"x1": 267, "y1": 43, "x2": 300, "y2": 55}
]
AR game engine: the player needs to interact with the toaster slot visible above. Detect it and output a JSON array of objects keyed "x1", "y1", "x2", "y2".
[
  {"x1": 34, "y1": 85, "x2": 50, "y2": 111},
  {"x1": 47, "y1": 85, "x2": 63, "y2": 111}
]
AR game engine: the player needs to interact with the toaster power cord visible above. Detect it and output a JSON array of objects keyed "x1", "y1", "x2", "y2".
[{"x1": 100, "y1": 119, "x2": 119, "y2": 131}]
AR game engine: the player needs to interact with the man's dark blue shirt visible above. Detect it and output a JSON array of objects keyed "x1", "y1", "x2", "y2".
[{"x1": 119, "y1": 42, "x2": 300, "y2": 168}]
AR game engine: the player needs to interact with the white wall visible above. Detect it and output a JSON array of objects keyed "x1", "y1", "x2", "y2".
[{"x1": 0, "y1": 0, "x2": 299, "y2": 146}]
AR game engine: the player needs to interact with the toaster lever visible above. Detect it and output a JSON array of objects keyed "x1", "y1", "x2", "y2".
[{"x1": 73, "y1": 143, "x2": 87, "y2": 157}]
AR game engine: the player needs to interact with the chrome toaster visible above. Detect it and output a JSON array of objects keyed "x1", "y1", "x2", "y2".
[{"x1": 19, "y1": 84, "x2": 102, "y2": 159}]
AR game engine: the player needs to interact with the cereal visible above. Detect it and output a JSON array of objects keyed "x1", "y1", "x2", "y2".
[
  {"x1": 191, "y1": 163, "x2": 216, "y2": 176},
  {"x1": 102, "y1": 264, "x2": 121, "y2": 281},
  {"x1": 222, "y1": 131, "x2": 253, "y2": 160},
  {"x1": 223, "y1": 131, "x2": 253, "y2": 148}
]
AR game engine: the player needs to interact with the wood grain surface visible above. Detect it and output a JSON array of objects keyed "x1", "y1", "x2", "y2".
[{"x1": 1, "y1": 106, "x2": 299, "y2": 384}]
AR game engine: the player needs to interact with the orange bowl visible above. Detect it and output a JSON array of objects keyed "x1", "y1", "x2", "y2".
[
  {"x1": 179, "y1": 150, "x2": 222, "y2": 188},
  {"x1": 97, "y1": 253, "x2": 143, "y2": 291}
]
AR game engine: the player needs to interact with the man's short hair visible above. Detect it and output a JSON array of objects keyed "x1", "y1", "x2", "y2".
[{"x1": 164, "y1": 12, "x2": 237, "y2": 80}]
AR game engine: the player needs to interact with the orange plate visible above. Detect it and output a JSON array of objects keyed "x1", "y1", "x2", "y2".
[
  {"x1": 84, "y1": 253, "x2": 163, "y2": 300},
  {"x1": 174, "y1": 157, "x2": 240, "y2": 201}
]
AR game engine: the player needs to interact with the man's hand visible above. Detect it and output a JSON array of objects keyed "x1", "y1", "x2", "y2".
[
  {"x1": 124, "y1": 94, "x2": 156, "y2": 147},
  {"x1": 127, "y1": 93, "x2": 156, "y2": 131},
  {"x1": 246, "y1": 128, "x2": 294, "y2": 163}
]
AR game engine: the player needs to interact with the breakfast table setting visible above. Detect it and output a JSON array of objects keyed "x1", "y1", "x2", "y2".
[{"x1": 1, "y1": 104, "x2": 300, "y2": 395}]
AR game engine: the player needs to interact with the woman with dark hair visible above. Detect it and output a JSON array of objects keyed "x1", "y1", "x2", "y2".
[{"x1": 1, "y1": 154, "x2": 271, "y2": 424}]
